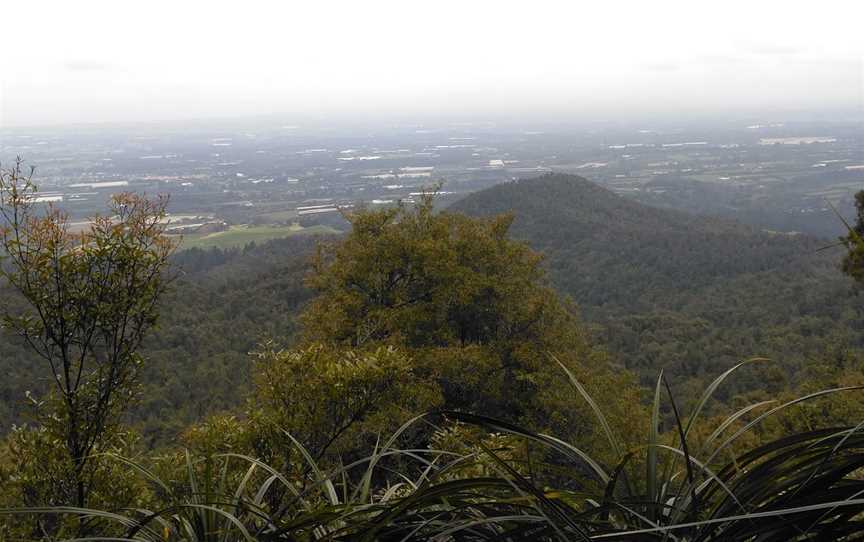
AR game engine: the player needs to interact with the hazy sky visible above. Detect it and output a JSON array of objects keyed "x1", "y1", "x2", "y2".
[{"x1": 2, "y1": 0, "x2": 862, "y2": 127}]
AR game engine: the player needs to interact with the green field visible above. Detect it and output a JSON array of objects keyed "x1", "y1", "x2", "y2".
[{"x1": 176, "y1": 224, "x2": 340, "y2": 250}]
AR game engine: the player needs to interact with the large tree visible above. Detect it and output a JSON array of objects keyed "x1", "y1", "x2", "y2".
[
  {"x1": 298, "y1": 193, "x2": 644, "y2": 449},
  {"x1": 0, "y1": 159, "x2": 174, "y2": 523}
]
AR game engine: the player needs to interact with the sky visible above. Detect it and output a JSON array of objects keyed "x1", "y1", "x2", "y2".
[{"x1": 1, "y1": 0, "x2": 862, "y2": 127}]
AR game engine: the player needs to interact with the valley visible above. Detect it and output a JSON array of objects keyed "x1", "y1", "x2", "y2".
[
  {"x1": 1, "y1": 173, "x2": 858, "y2": 441},
  {"x1": 2, "y1": 117, "x2": 860, "y2": 242}
]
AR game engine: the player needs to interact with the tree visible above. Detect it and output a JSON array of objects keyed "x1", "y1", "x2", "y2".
[
  {"x1": 0, "y1": 158, "x2": 175, "y2": 518},
  {"x1": 841, "y1": 190, "x2": 864, "y2": 284},
  {"x1": 301, "y1": 193, "x2": 645, "y2": 455},
  {"x1": 245, "y1": 344, "x2": 439, "y2": 471}
]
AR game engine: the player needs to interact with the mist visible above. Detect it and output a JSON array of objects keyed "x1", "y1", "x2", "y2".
[{"x1": 2, "y1": 0, "x2": 861, "y2": 127}]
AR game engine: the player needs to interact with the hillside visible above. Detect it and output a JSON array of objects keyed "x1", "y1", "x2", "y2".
[
  {"x1": 0, "y1": 237, "x2": 321, "y2": 443},
  {"x1": 451, "y1": 174, "x2": 861, "y2": 393},
  {"x1": 451, "y1": 174, "x2": 824, "y2": 309},
  {"x1": 1, "y1": 174, "x2": 860, "y2": 440}
]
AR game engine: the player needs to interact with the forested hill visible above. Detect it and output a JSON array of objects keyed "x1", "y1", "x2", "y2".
[
  {"x1": 451, "y1": 173, "x2": 826, "y2": 311},
  {"x1": 1, "y1": 174, "x2": 860, "y2": 441},
  {"x1": 451, "y1": 174, "x2": 862, "y2": 394},
  {"x1": 0, "y1": 237, "x2": 320, "y2": 444}
]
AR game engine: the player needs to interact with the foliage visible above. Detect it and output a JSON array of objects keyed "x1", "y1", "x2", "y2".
[
  {"x1": 750, "y1": 347, "x2": 864, "y2": 439},
  {"x1": 0, "y1": 236, "x2": 321, "y2": 444},
  {"x1": 245, "y1": 343, "x2": 440, "y2": 467},
  {"x1": 0, "y1": 423, "x2": 146, "y2": 540},
  {"x1": 0, "y1": 158, "x2": 174, "y2": 523},
  {"x1": 5, "y1": 367, "x2": 864, "y2": 540},
  {"x1": 451, "y1": 173, "x2": 864, "y2": 398},
  {"x1": 301, "y1": 192, "x2": 646, "y2": 458},
  {"x1": 0, "y1": 173, "x2": 860, "y2": 446},
  {"x1": 2, "y1": 169, "x2": 864, "y2": 538}
]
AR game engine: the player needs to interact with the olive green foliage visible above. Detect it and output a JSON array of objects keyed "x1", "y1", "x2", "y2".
[
  {"x1": 247, "y1": 344, "x2": 440, "y2": 466},
  {"x1": 161, "y1": 193, "x2": 645, "y2": 499},
  {"x1": 177, "y1": 195, "x2": 643, "y2": 477},
  {"x1": 0, "y1": 237, "x2": 319, "y2": 447},
  {"x1": 0, "y1": 174, "x2": 858, "y2": 446},
  {"x1": 0, "y1": 159, "x2": 174, "y2": 529},
  {"x1": 451, "y1": 174, "x2": 864, "y2": 401},
  {"x1": 302, "y1": 194, "x2": 645, "y2": 454},
  {"x1": 841, "y1": 190, "x2": 864, "y2": 284},
  {"x1": 303, "y1": 194, "x2": 551, "y2": 352},
  {"x1": 3, "y1": 169, "x2": 864, "y2": 539},
  {"x1": 0, "y1": 423, "x2": 145, "y2": 540},
  {"x1": 434, "y1": 367, "x2": 864, "y2": 541},
  {"x1": 749, "y1": 347, "x2": 864, "y2": 440},
  {"x1": 14, "y1": 368, "x2": 864, "y2": 541}
]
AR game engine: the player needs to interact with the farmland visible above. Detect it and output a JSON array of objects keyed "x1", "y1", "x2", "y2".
[{"x1": 175, "y1": 224, "x2": 339, "y2": 250}]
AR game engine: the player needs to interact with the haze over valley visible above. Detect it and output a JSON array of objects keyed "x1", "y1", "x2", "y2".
[{"x1": 2, "y1": 114, "x2": 860, "y2": 246}]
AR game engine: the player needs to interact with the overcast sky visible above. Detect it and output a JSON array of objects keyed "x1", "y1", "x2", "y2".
[{"x1": 1, "y1": 0, "x2": 862, "y2": 127}]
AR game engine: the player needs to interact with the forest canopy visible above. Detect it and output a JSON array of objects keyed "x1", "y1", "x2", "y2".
[{"x1": 1, "y1": 168, "x2": 863, "y2": 540}]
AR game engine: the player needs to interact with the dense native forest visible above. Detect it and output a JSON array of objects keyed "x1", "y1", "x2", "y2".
[
  {"x1": 450, "y1": 175, "x2": 864, "y2": 398},
  {"x1": 1, "y1": 163, "x2": 864, "y2": 540}
]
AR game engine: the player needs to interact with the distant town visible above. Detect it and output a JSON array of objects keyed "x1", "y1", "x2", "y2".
[{"x1": 2, "y1": 117, "x2": 861, "y2": 247}]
